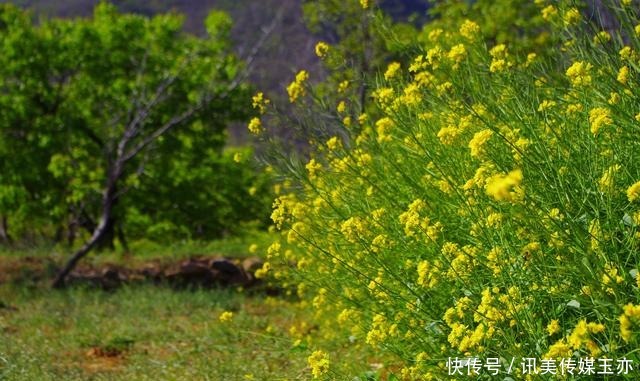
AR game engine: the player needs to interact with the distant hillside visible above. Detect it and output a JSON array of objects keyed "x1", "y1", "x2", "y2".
[{"x1": 1, "y1": 0, "x2": 429, "y2": 143}]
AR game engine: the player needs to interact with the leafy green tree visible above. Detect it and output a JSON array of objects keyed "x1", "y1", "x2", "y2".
[
  {"x1": 0, "y1": 4, "x2": 70, "y2": 243},
  {"x1": 0, "y1": 3, "x2": 263, "y2": 285}
]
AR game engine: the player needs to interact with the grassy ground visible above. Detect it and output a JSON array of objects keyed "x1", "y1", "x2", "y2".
[
  {"x1": 0, "y1": 284, "x2": 311, "y2": 380},
  {"x1": 0, "y1": 237, "x2": 380, "y2": 380}
]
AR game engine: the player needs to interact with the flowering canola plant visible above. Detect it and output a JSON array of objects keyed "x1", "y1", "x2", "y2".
[{"x1": 259, "y1": 1, "x2": 640, "y2": 379}]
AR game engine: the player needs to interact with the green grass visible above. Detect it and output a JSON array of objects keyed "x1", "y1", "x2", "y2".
[
  {"x1": 0, "y1": 235, "x2": 381, "y2": 380},
  {"x1": 0, "y1": 284, "x2": 309, "y2": 380}
]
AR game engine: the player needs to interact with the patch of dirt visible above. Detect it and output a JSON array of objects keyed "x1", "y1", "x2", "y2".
[
  {"x1": 0, "y1": 256, "x2": 57, "y2": 285},
  {"x1": 82, "y1": 348, "x2": 126, "y2": 374},
  {"x1": 80, "y1": 336, "x2": 134, "y2": 374},
  {"x1": 0, "y1": 255, "x2": 267, "y2": 290},
  {"x1": 86, "y1": 346, "x2": 125, "y2": 358}
]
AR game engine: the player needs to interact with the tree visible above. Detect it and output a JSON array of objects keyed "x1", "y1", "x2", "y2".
[
  {"x1": 49, "y1": 4, "x2": 254, "y2": 287},
  {"x1": 0, "y1": 3, "x2": 255, "y2": 286}
]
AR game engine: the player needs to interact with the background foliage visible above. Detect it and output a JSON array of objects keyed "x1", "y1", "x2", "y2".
[{"x1": 0, "y1": 3, "x2": 272, "y2": 247}]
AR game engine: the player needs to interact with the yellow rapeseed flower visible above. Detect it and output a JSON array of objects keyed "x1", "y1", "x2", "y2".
[
  {"x1": 428, "y1": 28, "x2": 443, "y2": 42},
  {"x1": 384, "y1": 62, "x2": 401, "y2": 80},
  {"x1": 337, "y1": 80, "x2": 349, "y2": 93},
  {"x1": 541, "y1": 5, "x2": 558, "y2": 20},
  {"x1": 247, "y1": 117, "x2": 262, "y2": 135},
  {"x1": 618, "y1": 66, "x2": 629, "y2": 85},
  {"x1": 620, "y1": 304, "x2": 640, "y2": 342},
  {"x1": 416, "y1": 260, "x2": 431, "y2": 287},
  {"x1": 375, "y1": 117, "x2": 394, "y2": 143},
  {"x1": 315, "y1": 41, "x2": 329, "y2": 58},
  {"x1": 547, "y1": 319, "x2": 561, "y2": 336},
  {"x1": 545, "y1": 339, "x2": 572, "y2": 359},
  {"x1": 489, "y1": 44, "x2": 507, "y2": 58},
  {"x1": 620, "y1": 314, "x2": 633, "y2": 342},
  {"x1": 326, "y1": 136, "x2": 341, "y2": 151},
  {"x1": 566, "y1": 61, "x2": 592, "y2": 86},
  {"x1": 598, "y1": 164, "x2": 621, "y2": 193},
  {"x1": 252, "y1": 92, "x2": 270, "y2": 114},
  {"x1": 459, "y1": 19, "x2": 480, "y2": 40},
  {"x1": 485, "y1": 169, "x2": 523, "y2": 202},
  {"x1": 608, "y1": 92, "x2": 620, "y2": 105},
  {"x1": 538, "y1": 100, "x2": 556, "y2": 112},
  {"x1": 563, "y1": 8, "x2": 581, "y2": 25},
  {"x1": 526, "y1": 52, "x2": 537, "y2": 66},
  {"x1": 287, "y1": 70, "x2": 309, "y2": 103},
  {"x1": 401, "y1": 83, "x2": 422, "y2": 106},
  {"x1": 627, "y1": 181, "x2": 640, "y2": 202},
  {"x1": 219, "y1": 311, "x2": 234, "y2": 323},
  {"x1": 255, "y1": 261, "x2": 271, "y2": 278},
  {"x1": 593, "y1": 31, "x2": 611, "y2": 44},
  {"x1": 307, "y1": 350, "x2": 330, "y2": 378},
  {"x1": 436, "y1": 81, "x2": 452, "y2": 95},
  {"x1": 447, "y1": 44, "x2": 467, "y2": 65},
  {"x1": 437, "y1": 126, "x2": 458, "y2": 145},
  {"x1": 565, "y1": 103, "x2": 583, "y2": 114},
  {"x1": 426, "y1": 46, "x2": 443, "y2": 68},
  {"x1": 620, "y1": 46, "x2": 633, "y2": 60},
  {"x1": 588, "y1": 107, "x2": 612, "y2": 135},
  {"x1": 468, "y1": 129, "x2": 493, "y2": 158},
  {"x1": 490, "y1": 59, "x2": 507, "y2": 73},
  {"x1": 373, "y1": 87, "x2": 394, "y2": 106},
  {"x1": 305, "y1": 158, "x2": 322, "y2": 179}
]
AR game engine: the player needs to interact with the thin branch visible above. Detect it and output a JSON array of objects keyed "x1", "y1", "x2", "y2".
[
  {"x1": 237, "y1": 7, "x2": 284, "y2": 82},
  {"x1": 121, "y1": 99, "x2": 204, "y2": 163},
  {"x1": 116, "y1": 54, "x2": 195, "y2": 160},
  {"x1": 121, "y1": 54, "x2": 249, "y2": 164}
]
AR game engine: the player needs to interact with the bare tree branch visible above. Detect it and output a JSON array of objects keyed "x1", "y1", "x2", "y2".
[
  {"x1": 237, "y1": 7, "x2": 284, "y2": 82},
  {"x1": 121, "y1": 99, "x2": 204, "y2": 163}
]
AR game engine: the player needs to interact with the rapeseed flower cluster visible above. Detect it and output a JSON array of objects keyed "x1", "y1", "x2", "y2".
[
  {"x1": 589, "y1": 107, "x2": 612, "y2": 135},
  {"x1": 247, "y1": 117, "x2": 262, "y2": 135},
  {"x1": 307, "y1": 350, "x2": 330, "y2": 378},
  {"x1": 286, "y1": 70, "x2": 309, "y2": 103},
  {"x1": 566, "y1": 61, "x2": 593, "y2": 86},
  {"x1": 258, "y1": 1, "x2": 640, "y2": 378},
  {"x1": 218, "y1": 311, "x2": 234, "y2": 323}
]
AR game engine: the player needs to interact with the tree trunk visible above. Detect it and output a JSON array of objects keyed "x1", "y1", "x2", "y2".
[
  {"x1": 52, "y1": 164, "x2": 121, "y2": 288},
  {"x1": 0, "y1": 215, "x2": 12, "y2": 245},
  {"x1": 51, "y1": 213, "x2": 111, "y2": 288},
  {"x1": 95, "y1": 216, "x2": 116, "y2": 251},
  {"x1": 76, "y1": 204, "x2": 116, "y2": 251}
]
